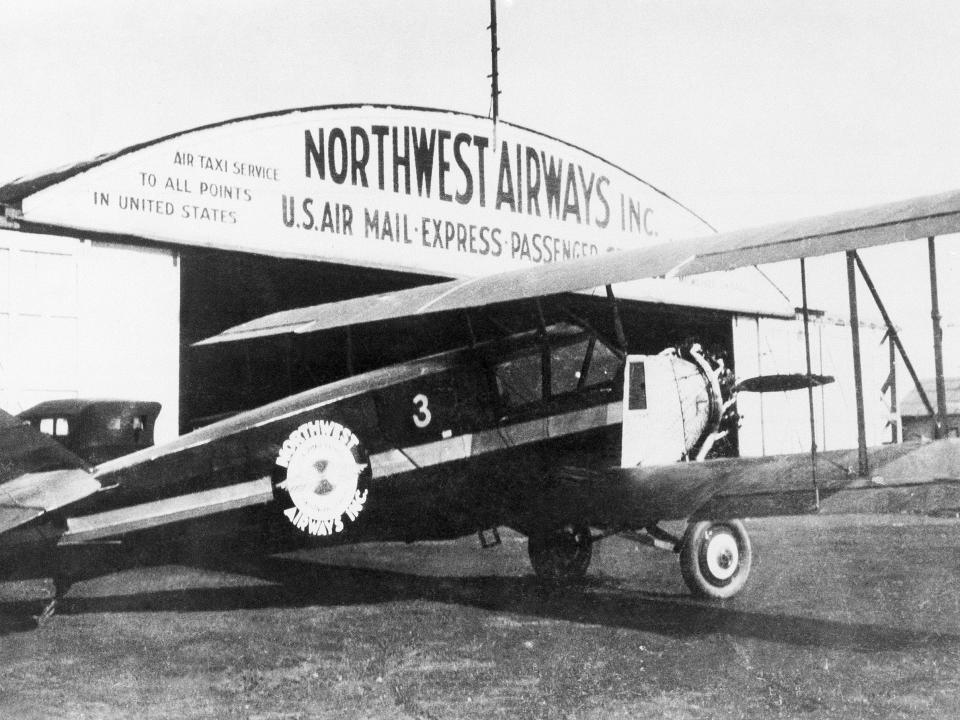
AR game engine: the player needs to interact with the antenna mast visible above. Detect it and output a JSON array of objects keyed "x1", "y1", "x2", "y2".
[{"x1": 488, "y1": 0, "x2": 500, "y2": 125}]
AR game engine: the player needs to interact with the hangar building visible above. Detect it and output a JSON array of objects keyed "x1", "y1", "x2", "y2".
[{"x1": 0, "y1": 105, "x2": 891, "y2": 456}]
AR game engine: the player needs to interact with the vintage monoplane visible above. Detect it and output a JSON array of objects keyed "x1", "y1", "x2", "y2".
[{"x1": 4, "y1": 188, "x2": 960, "y2": 621}]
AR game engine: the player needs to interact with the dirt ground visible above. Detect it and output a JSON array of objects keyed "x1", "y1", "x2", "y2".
[{"x1": 3, "y1": 514, "x2": 960, "y2": 719}]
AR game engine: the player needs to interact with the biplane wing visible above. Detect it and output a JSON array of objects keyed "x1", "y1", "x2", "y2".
[
  {"x1": 592, "y1": 440, "x2": 960, "y2": 526},
  {"x1": 199, "y1": 188, "x2": 960, "y2": 344}
]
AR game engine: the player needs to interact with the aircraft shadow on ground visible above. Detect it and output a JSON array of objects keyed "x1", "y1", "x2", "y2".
[{"x1": 0, "y1": 551, "x2": 951, "y2": 652}]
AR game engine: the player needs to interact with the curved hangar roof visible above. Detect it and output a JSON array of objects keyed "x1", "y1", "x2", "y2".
[{"x1": 0, "y1": 104, "x2": 789, "y2": 317}]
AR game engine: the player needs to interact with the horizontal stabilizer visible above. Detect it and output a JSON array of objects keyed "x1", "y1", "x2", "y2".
[
  {"x1": 60, "y1": 477, "x2": 274, "y2": 544},
  {"x1": 0, "y1": 467, "x2": 101, "y2": 535},
  {"x1": 0, "y1": 408, "x2": 91, "y2": 482},
  {"x1": 198, "y1": 188, "x2": 960, "y2": 344},
  {"x1": 0, "y1": 408, "x2": 101, "y2": 535}
]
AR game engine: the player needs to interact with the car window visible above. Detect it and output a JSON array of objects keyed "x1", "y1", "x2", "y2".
[{"x1": 38, "y1": 417, "x2": 70, "y2": 436}]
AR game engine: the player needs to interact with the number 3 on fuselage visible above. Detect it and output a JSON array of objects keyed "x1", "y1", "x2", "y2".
[{"x1": 411, "y1": 393, "x2": 431, "y2": 428}]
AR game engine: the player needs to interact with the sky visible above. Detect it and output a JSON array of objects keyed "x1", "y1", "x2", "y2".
[{"x1": 2, "y1": 0, "x2": 960, "y2": 370}]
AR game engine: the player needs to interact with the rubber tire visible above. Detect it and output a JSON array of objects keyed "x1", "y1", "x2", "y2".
[
  {"x1": 527, "y1": 525, "x2": 593, "y2": 583},
  {"x1": 680, "y1": 519, "x2": 752, "y2": 599}
]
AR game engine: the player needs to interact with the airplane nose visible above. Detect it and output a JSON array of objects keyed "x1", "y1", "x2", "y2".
[{"x1": 671, "y1": 353, "x2": 723, "y2": 457}]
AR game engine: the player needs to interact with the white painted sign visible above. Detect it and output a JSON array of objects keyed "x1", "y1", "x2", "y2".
[{"x1": 19, "y1": 105, "x2": 714, "y2": 278}]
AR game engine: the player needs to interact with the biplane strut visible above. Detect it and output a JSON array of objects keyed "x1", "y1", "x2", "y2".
[{"x1": 841, "y1": 237, "x2": 949, "y2": 481}]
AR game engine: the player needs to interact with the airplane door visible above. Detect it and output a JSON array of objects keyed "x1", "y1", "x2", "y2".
[{"x1": 620, "y1": 354, "x2": 691, "y2": 467}]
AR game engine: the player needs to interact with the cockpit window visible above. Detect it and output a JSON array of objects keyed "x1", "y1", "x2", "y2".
[
  {"x1": 583, "y1": 339, "x2": 620, "y2": 388},
  {"x1": 551, "y1": 339, "x2": 591, "y2": 395},
  {"x1": 494, "y1": 350, "x2": 542, "y2": 407},
  {"x1": 551, "y1": 335, "x2": 621, "y2": 395},
  {"x1": 493, "y1": 326, "x2": 622, "y2": 409}
]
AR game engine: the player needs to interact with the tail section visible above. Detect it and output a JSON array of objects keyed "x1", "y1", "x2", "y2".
[
  {"x1": 0, "y1": 408, "x2": 99, "y2": 536},
  {"x1": 1, "y1": 408, "x2": 92, "y2": 482}
]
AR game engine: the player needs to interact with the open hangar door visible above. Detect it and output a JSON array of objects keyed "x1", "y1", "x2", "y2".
[{"x1": 179, "y1": 248, "x2": 441, "y2": 432}]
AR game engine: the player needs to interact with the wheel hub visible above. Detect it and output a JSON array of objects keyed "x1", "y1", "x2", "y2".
[
  {"x1": 704, "y1": 530, "x2": 739, "y2": 581},
  {"x1": 680, "y1": 519, "x2": 753, "y2": 599}
]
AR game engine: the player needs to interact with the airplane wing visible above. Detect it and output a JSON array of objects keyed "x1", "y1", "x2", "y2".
[
  {"x1": 677, "y1": 189, "x2": 960, "y2": 275},
  {"x1": 198, "y1": 188, "x2": 960, "y2": 344},
  {"x1": 195, "y1": 240, "x2": 703, "y2": 344},
  {"x1": 592, "y1": 439, "x2": 960, "y2": 527}
]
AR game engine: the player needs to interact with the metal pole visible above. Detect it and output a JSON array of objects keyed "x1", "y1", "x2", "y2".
[
  {"x1": 488, "y1": 0, "x2": 500, "y2": 125},
  {"x1": 800, "y1": 259, "x2": 820, "y2": 508},
  {"x1": 929, "y1": 236, "x2": 948, "y2": 438},
  {"x1": 888, "y1": 333, "x2": 899, "y2": 443},
  {"x1": 846, "y1": 251, "x2": 869, "y2": 476}
]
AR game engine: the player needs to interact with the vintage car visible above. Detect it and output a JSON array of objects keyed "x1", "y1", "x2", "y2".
[{"x1": 17, "y1": 399, "x2": 162, "y2": 465}]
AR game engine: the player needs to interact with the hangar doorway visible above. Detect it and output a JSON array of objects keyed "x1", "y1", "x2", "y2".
[
  {"x1": 180, "y1": 253, "x2": 737, "y2": 452},
  {"x1": 179, "y1": 248, "x2": 441, "y2": 431}
]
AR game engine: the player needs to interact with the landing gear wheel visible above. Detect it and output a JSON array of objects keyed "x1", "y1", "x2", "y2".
[
  {"x1": 528, "y1": 525, "x2": 593, "y2": 583},
  {"x1": 680, "y1": 520, "x2": 752, "y2": 599}
]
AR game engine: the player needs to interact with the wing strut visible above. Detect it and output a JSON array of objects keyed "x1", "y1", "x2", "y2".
[
  {"x1": 845, "y1": 245, "x2": 949, "y2": 458},
  {"x1": 884, "y1": 331, "x2": 900, "y2": 442},
  {"x1": 799, "y1": 258, "x2": 820, "y2": 508},
  {"x1": 852, "y1": 252, "x2": 935, "y2": 418},
  {"x1": 605, "y1": 284, "x2": 628, "y2": 351},
  {"x1": 535, "y1": 298, "x2": 551, "y2": 400},
  {"x1": 464, "y1": 311, "x2": 477, "y2": 347},
  {"x1": 846, "y1": 251, "x2": 870, "y2": 476},
  {"x1": 928, "y1": 237, "x2": 949, "y2": 438}
]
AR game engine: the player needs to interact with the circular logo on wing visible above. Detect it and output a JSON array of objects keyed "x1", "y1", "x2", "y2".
[{"x1": 275, "y1": 419, "x2": 369, "y2": 536}]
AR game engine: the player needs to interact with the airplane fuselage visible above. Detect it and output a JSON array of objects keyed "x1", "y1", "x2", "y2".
[
  {"x1": 84, "y1": 324, "x2": 626, "y2": 547},
  {"x1": 79, "y1": 322, "x2": 716, "y2": 553}
]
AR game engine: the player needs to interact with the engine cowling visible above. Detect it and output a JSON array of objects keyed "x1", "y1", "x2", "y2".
[{"x1": 620, "y1": 345, "x2": 723, "y2": 467}]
